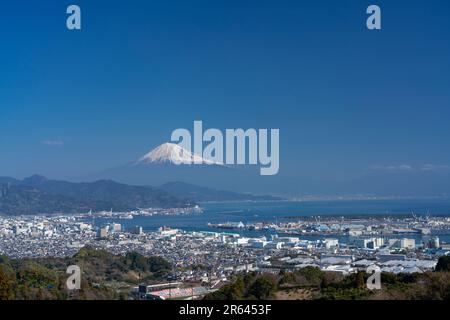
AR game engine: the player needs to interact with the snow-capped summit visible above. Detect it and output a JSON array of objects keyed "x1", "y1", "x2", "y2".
[{"x1": 136, "y1": 143, "x2": 222, "y2": 165}]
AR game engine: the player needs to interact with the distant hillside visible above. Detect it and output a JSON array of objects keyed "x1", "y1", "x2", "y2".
[
  {"x1": 0, "y1": 185, "x2": 113, "y2": 215},
  {"x1": 0, "y1": 175, "x2": 195, "y2": 215},
  {"x1": 159, "y1": 181, "x2": 283, "y2": 202},
  {"x1": 0, "y1": 177, "x2": 20, "y2": 185},
  {"x1": 0, "y1": 175, "x2": 282, "y2": 215},
  {"x1": 20, "y1": 175, "x2": 195, "y2": 208}
]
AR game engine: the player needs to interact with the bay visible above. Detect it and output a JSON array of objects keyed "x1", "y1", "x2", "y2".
[{"x1": 90, "y1": 199, "x2": 450, "y2": 243}]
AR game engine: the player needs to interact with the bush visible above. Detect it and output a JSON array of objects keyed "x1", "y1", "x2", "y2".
[
  {"x1": 436, "y1": 256, "x2": 450, "y2": 272},
  {"x1": 248, "y1": 275, "x2": 278, "y2": 300},
  {"x1": 0, "y1": 266, "x2": 15, "y2": 300}
]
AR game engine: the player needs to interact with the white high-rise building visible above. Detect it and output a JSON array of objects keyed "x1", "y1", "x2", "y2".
[
  {"x1": 323, "y1": 238, "x2": 339, "y2": 249},
  {"x1": 400, "y1": 238, "x2": 415, "y2": 249},
  {"x1": 111, "y1": 223, "x2": 122, "y2": 232}
]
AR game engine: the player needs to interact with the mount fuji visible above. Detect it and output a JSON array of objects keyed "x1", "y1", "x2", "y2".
[
  {"x1": 135, "y1": 143, "x2": 223, "y2": 166},
  {"x1": 93, "y1": 143, "x2": 234, "y2": 188},
  {"x1": 84, "y1": 142, "x2": 450, "y2": 197},
  {"x1": 87, "y1": 142, "x2": 282, "y2": 195}
]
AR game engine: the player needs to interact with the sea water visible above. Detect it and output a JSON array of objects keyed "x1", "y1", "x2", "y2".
[{"x1": 91, "y1": 199, "x2": 450, "y2": 243}]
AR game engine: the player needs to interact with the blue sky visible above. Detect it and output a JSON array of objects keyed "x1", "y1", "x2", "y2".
[{"x1": 1, "y1": 0, "x2": 450, "y2": 194}]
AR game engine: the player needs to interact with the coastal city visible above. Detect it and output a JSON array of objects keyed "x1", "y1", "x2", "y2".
[{"x1": 1, "y1": 208, "x2": 450, "y2": 299}]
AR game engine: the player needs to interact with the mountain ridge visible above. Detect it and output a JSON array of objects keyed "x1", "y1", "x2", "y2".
[
  {"x1": 0, "y1": 176, "x2": 194, "y2": 215},
  {"x1": 0, "y1": 175, "x2": 283, "y2": 215},
  {"x1": 159, "y1": 181, "x2": 282, "y2": 202},
  {"x1": 136, "y1": 142, "x2": 223, "y2": 166}
]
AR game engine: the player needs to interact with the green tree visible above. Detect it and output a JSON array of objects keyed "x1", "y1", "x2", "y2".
[
  {"x1": 355, "y1": 271, "x2": 366, "y2": 289},
  {"x1": 436, "y1": 256, "x2": 450, "y2": 272},
  {"x1": 248, "y1": 276, "x2": 277, "y2": 300},
  {"x1": 0, "y1": 266, "x2": 14, "y2": 300}
]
